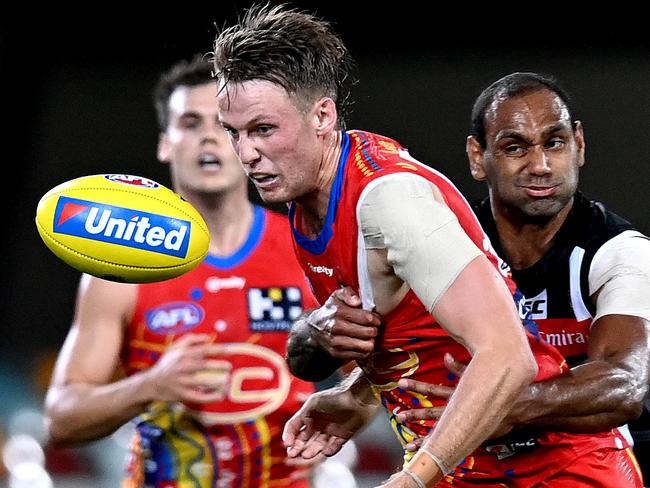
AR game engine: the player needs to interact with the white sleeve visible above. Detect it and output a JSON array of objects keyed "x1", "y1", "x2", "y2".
[
  {"x1": 358, "y1": 173, "x2": 482, "y2": 312},
  {"x1": 589, "y1": 232, "x2": 650, "y2": 322}
]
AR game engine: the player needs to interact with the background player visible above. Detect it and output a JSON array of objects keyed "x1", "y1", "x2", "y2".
[{"x1": 398, "y1": 71, "x2": 650, "y2": 483}]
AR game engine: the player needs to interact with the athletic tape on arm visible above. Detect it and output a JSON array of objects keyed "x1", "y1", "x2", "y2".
[
  {"x1": 590, "y1": 232, "x2": 650, "y2": 322},
  {"x1": 358, "y1": 174, "x2": 482, "y2": 312}
]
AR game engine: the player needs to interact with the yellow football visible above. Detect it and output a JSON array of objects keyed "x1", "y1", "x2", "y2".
[{"x1": 35, "y1": 174, "x2": 210, "y2": 283}]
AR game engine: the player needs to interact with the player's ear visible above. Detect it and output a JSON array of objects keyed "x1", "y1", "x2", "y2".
[
  {"x1": 157, "y1": 133, "x2": 171, "y2": 164},
  {"x1": 314, "y1": 97, "x2": 338, "y2": 136},
  {"x1": 467, "y1": 136, "x2": 487, "y2": 181},
  {"x1": 574, "y1": 120, "x2": 586, "y2": 168}
]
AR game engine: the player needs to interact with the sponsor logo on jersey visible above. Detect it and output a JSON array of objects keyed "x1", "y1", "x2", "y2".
[
  {"x1": 307, "y1": 262, "x2": 334, "y2": 277},
  {"x1": 485, "y1": 438, "x2": 539, "y2": 460},
  {"x1": 513, "y1": 289, "x2": 540, "y2": 339},
  {"x1": 105, "y1": 174, "x2": 159, "y2": 188},
  {"x1": 524, "y1": 289, "x2": 548, "y2": 319},
  {"x1": 539, "y1": 329, "x2": 588, "y2": 347},
  {"x1": 145, "y1": 302, "x2": 204, "y2": 333},
  {"x1": 205, "y1": 276, "x2": 246, "y2": 293},
  {"x1": 53, "y1": 196, "x2": 191, "y2": 257},
  {"x1": 184, "y1": 343, "x2": 292, "y2": 424},
  {"x1": 247, "y1": 287, "x2": 303, "y2": 331}
]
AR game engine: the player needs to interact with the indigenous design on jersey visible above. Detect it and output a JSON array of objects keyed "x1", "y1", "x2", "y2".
[
  {"x1": 121, "y1": 206, "x2": 317, "y2": 488},
  {"x1": 289, "y1": 130, "x2": 632, "y2": 485}
]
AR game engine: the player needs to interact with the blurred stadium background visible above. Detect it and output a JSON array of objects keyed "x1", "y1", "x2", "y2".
[{"x1": 2, "y1": 4, "x2": 649, "y2": 486}]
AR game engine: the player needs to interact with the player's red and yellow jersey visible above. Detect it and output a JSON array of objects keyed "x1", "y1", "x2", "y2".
[
  {"x1": 121, "y1": 206, "x2": 316, "y2": 488},
  {"x1": 289, "y1": 131, "x2": 629, "y2": 484}
]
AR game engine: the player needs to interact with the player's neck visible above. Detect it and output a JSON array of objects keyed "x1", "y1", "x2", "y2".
[
  {"x1": 191, "y1": 190, "x2": 255, "y2": 257},
  {"x1": 297, "y1": 130, "x2": 343, "y2": 237},
  {"x1": 492, "y1": 200, "x2": 573, "y2": 270}
]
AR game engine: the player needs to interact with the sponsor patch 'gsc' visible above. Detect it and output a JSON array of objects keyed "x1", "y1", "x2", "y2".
[{"x1": 53, "y1": 196, "x2": 191, "y2": 258}]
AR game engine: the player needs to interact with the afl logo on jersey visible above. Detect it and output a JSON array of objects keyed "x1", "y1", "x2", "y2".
[
  {"x1": 145, "y1": 302, "x2": 204, "y2": 334},
  {"x1": 185, "y1": 343, "x2": 291, "y2": 424}
]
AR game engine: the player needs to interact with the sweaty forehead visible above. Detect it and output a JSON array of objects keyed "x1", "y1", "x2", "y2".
[{"x1": 485, "y1": 89, "x2": 570, "y2": 134}]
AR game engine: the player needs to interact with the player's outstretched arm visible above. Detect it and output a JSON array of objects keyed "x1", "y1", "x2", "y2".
[
  {"x1": 497, "y1": 237, "x2": 650, "y2": 432},
  {"x1": 359, "y1": 175, "x2": 538, "y2": 486},
  {"x1": 368, "y1": 256, "x2": 539, "y2": 487},
  {"x1": 283, "y1": 367, "x2": 379, "y2": 459},
  {"x1": 45, "y1": 275, "x2": 226, "y2": 446}
]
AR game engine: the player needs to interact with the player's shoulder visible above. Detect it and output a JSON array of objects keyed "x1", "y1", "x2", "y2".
[
  {"x1": 346, "y1": 129, "x2": 422, "y2": 187},
  {"x1": 347, "y1": 130, "x2": 408, "y2": 161}
]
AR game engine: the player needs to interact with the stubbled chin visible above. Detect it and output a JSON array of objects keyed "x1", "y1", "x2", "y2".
[
  {"x1": 256, "y1": 190, "x2": 282, "y2": 204},
  {"x1": 255, "y1": 186, "x2": 291, "y2": 204}
]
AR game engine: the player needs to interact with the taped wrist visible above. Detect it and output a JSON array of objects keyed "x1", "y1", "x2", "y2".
[
  {"x1": 402, "y1": 468, "x2": 427, "y2": 488},
  {"x1": 404, "y1": 445, "x2": 451, "y2": 486}
]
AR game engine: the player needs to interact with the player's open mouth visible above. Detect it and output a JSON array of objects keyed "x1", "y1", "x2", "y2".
[
  {"x1": 199, "y1": 154, "x2": 222, "y2": 169},
  {"x1": 250, "y1": 173, "x2": 279, "y2": 188}
]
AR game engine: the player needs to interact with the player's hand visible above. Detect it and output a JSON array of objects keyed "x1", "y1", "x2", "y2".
[
  {"x1": 284, "y1": 452, "x2": 326, "y2": 467},
  {"x1": 143, "y1": 334, "x2": 229, "y2": 404},
  {"x1": 283, "y1": 386, "x2": 375, "y2": 460},
  {"x1": 306, "y1": 286, "x2": 382, "y2": 361}
]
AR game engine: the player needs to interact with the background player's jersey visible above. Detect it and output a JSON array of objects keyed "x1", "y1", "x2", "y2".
[
  {"x1": 473, "y1": 192, "x2": 639, "y2": 363},
  {"x1": 121, "y1": 206, "x2": 317, "y2": 488},
  {"x1": 290, "y1": 130, "x2": 629, "y2": 484},
  {"x1": 474, "y1": 191, "x2": 649, "y2": 460}
]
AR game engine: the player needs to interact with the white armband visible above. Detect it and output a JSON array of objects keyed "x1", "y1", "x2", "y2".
[{"x1": 589, "y1": 233, "x2": 650, "y2": 322}]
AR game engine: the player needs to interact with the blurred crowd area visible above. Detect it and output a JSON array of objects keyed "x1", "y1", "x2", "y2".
[{"x1": 0, "y1": 352, "x2": 403, "y2": 488}]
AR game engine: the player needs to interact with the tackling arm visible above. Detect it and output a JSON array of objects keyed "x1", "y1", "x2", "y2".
[{"x1": 502, "y1": 235, "x2": 650, "y2": 432}]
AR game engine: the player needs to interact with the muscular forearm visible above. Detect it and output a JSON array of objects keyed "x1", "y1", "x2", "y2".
[
  {"x1": 507, "y1": 313, "x2": 650, "y2": 433},
  {"x1": 507, "y1": 360, "x2": 646, "y2": 433},
  {"x1": 424, "y1": 349, "x2": 536, "y2": 469},
  {"x1": 45, "y1": 372, "x2": 156, "y2": 446}
]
